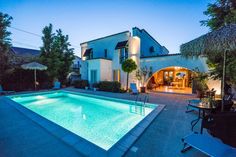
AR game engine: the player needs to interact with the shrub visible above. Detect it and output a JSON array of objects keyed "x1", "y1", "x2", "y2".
[
  {"x1": 73, "y1": 80, "x2": 89, "y2": 89},
  {"x1": 98, "y1": 81, "x2": 121, "y2": 92}
]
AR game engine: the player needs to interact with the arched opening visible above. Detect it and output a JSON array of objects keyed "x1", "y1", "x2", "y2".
[{"x1": 146, "y1": 66, "x2": 193, "y2": 94}]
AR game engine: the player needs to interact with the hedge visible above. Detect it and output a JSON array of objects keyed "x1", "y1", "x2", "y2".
[
  {"x1": 73, "y1": 80, "x2": 89, "y2": 89},
  {"x1": 97, "y1": 81, "x2": 121, "y2": 92}
]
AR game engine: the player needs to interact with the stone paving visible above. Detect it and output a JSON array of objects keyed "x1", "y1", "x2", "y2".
[{"x1": 0, "y1": 88, "x2": 207, "y2": 157}]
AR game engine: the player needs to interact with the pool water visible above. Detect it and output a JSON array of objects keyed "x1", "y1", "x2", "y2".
[{"x1": 10, "y1": 91, "x2": 156, "y2": 150}]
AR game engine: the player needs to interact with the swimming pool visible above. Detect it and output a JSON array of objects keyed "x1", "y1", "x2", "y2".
[{"x1": 7, "y1": 90, "x2": 164, "y2": 156}]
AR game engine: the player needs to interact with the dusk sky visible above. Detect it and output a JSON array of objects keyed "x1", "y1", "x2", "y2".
[{"x1": 1, "y1": 0, "x2": 214, "y2": 56}]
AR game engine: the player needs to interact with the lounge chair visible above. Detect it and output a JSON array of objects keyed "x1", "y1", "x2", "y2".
[
  {"x1": 181, "y1": 133, "x2": 236, "y2": 157},
  {"x1": 130, "y1": 83, "x2": 139, "y2": 95},
  {"x1": 52, "y1": 81, "x2": 61, "y2": 90},
  {"x1": 0, "y1": 85, "x2": 14, "y2": 95}
]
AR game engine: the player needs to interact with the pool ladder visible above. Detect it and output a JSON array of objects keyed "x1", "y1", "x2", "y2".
[{"x1": 135, "y1": 94, "x2": 149, "y2": 106}]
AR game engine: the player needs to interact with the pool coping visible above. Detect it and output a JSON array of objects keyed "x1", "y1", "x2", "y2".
[{"x1": 2, "y1": 90, "x2": 165, "y2": 157}]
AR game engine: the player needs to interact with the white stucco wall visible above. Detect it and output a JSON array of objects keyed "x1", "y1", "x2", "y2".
[
  {"x1": 100, "y1": 59, "x2": 112, "y2": 81},
  {"x1": 80, "y1": 31, "x2": 131, "y2": 60},
  {"x1": 132, "y1": 27, "x2": 169, "y2": 57},
  {"x1": 87, "y1": 59, "x2": 100, "y2": 84},
  {"x1": 80, "y1": 60, "x2": 88, "y2": 80},
  {"x1": 140, "y1": 55, "x2": 208, "y2": 73},
  {"x1": 127, "y1": 36, "x2": 141, "y2": 88},
  {"x1": 87, "y1": 59, "x2": 112, "y2": 85}
]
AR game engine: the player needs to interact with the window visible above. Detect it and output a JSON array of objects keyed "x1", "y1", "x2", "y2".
[
  {"x1": 89, "y1": 50, "x2": 93, "y2": 59},
  {"x1": 113, "y1": 70, "x2": 120, "y2": 82},
  {"x1": 119, "y1": 47, "x2": 129, "y2": 63},
  {"x1": 149, "y1": 46, "x2": 155, "y2": 53},
  {"x1": 90, "y1": 70, "x2": 97, "y2": 84},
  {"x1": 104, "y1": 49, "x2": 108, "y2": 58}
]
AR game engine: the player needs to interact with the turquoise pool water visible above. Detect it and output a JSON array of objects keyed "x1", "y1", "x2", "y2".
[{"x1": 10, "y1": 91, "x2": 156, "y2": 150}]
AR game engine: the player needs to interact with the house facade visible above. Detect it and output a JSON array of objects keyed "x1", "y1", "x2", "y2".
[{"x1": 80, "y1": 27, "x2": 221, "y2": 94}]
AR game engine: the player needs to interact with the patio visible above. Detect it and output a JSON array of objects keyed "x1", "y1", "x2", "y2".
[{"x1": 0, "y1": 88, "x2": 206, "y2": 157}]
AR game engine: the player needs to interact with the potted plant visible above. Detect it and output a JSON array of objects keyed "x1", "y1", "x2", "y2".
[
  {"x1": 192, "y1": 71, "x2": 208, "y2": 98},
  {"x1": 136, "y1": 66, "x2": 149, "y2": 93}
]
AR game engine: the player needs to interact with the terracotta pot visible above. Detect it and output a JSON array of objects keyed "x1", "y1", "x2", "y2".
[
  {"x1": 196, "y1": 90, "x2": 203, "y2": 98},
  {"x1": 140, "y1": 87, "x2": 146, "y2": 93}
]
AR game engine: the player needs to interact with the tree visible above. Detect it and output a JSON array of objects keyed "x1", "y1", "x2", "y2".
[
  {"x1": 40, "y1": 24, "x2": 74, "y2": 84},
  {"x1": 201, "y1": 0, "x2": 236, "y2": 30},
  {"x1": 121, "y1": 58, "x2": 137, "y2": 90},
  {"x1": 40, "y1": 24, "x2": 61, "y2": 82},
  {"x1": 201, "y1": 0, "x2": 236, "y2": 85},
  {"x1": 0, "y1": 12, "x2": 12, "y2": 84},
  {"x1": 55, "y1": 29, "x2": 74, "y2": 84}
]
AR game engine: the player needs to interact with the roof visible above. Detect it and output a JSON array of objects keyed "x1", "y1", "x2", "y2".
[
  {"x1": 83, "y1": 48, "x2": 93, "y2": 57},
  {"x1": 11, "y1": 47, "x2": 41, "y2": 56},
  {"x1": 74, "y1": 55, "x2": 81, "y2": 59},
  {"x1": 133, "y1": 27, "x2": 162, "y2": 47},
  {"x1": 140, "y1": 53, "x2": 181, "y2": 59},
  {"x1": 115, "y1": 40, "x2": 128, "y2": 49},
  {"x1": 80, "y1": 31, "x2": 130, "y2": 45}
]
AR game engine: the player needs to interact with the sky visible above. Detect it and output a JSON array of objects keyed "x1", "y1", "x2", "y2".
[{"x1": 0, "y1": 0, "x2": 214, "y2": 56}]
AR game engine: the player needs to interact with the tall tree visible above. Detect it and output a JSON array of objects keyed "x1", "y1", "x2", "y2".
[
  {"x1": 201, "y1": 0, "x2": 236, "y2": 85},
  {"x1": 0, "y1": 12, "x2": 12, "y2": 84},
  {"x1": 55, "y1": 29, "x2": 74, "y2": 84},
  {"x1": 40, "y1": 24, "x2": 74, "y2": 84},
  {"x1": 40, "y1": 24, "x2": 59, "y2": 81},
  {"x1": 122, "y1": 58, "x2": 137, "y2": 91}
]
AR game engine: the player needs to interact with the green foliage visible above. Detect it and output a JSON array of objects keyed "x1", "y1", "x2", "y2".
[
  {"x1": 121, "y1": 58, "x2": 137, "y2": 90},
  {"x1": 135, "y1": 66, "x2": 150, "y2": 87},
  {"x1": 192, "y1": 70, "x2": 209, "y2": 92},
  {"x1": 201, "y1": 0, "x2": 236, "y2": 31},
  {"x1": 73, "y1": 80, "x2": 89, "y2": 89},
  {"x1": 40, "y1": 24, "x2": 75, "y2": 84},
  {"x1": 201, "y1": 0, "x2": 236, "y2": 85},
  {"x1": 97, "y1": 81, "x2": 121, "y2": 93},
  {"x1": 0, "y1": 12, "x2": 12, "y2": 84},
  {"x1": 121, "y1": 58, "x2": 137, "y2": 73}
]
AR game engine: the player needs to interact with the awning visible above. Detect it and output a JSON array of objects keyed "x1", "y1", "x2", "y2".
[
  {"x1": 115, "y1": 40, "x2": 128, "y2": 50},
  {"x1": 83, "y1": 48, "x2": 93, "y2": 57}
]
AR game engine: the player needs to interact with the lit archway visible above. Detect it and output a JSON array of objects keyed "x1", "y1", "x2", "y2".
[{"x1": 146, "y1": 66, "x2": 193, "y2": 94}]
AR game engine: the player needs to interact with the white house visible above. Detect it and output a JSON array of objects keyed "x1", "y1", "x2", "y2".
[{"x1": 80, "y1": 27, "x2": 221, "y2": 94}]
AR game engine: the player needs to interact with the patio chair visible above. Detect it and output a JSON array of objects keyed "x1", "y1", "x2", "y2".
[
  {"x1": 0, "y1": 85, "x2": 15, "y2": 95},
  {"x1": 130, "y1": 83, "x2": 139, "y2": 95},
  {"x1": 185, "y1": 99, "x2": 201, "y2": 113},
  {"x1": 52, "y1": 81, "x2": 61, "y2": 90},
  {"x1": 181, "y1": 132, "x2": 236, "y2": 157}
]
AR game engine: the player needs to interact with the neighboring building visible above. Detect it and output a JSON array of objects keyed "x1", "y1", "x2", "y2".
[
  {"x1": 68, "y1": 56, "x2": 83, "y2": 83},
  {"x1": 80, "y1": 27, "x2": 221, "y2": 94},
  {"x1": 9, "y1": 46, "x2": 41, "y2": 66}
]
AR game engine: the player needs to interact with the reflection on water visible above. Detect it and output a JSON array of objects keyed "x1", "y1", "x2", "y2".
[{"x1": 129, "y1": 105, "x2": 145, "y2": 116}]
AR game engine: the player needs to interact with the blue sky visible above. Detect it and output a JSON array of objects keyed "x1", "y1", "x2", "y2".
[{"x1": 0, "y1": 0, "x2": 214, "y2": 56}]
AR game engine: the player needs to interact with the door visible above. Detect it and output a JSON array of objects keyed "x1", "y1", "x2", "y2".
[{"x1": 90, "y1": 70, "x2": 97, "y2": 85}]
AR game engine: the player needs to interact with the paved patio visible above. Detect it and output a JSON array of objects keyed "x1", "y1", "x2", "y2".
[{"x1": 0, "y1": 88, "x2": 207, "y2": 157}]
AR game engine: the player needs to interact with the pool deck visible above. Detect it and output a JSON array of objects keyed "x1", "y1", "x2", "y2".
[{"x1": 0, "y1": 88, "x2": 207, "y2": 157}]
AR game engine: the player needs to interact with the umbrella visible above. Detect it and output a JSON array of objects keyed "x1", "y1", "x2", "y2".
[
  {"x1": 180, "y1": 24, "x2": 236, "y2": 111},
  {"x1": 21, "y1": 62, "x2": 47, "y2": 90}
]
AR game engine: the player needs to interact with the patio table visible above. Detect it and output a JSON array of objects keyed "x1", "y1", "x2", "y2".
[{"x1": 189, "y1": 101, "x2": 216, "y2": 134}]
